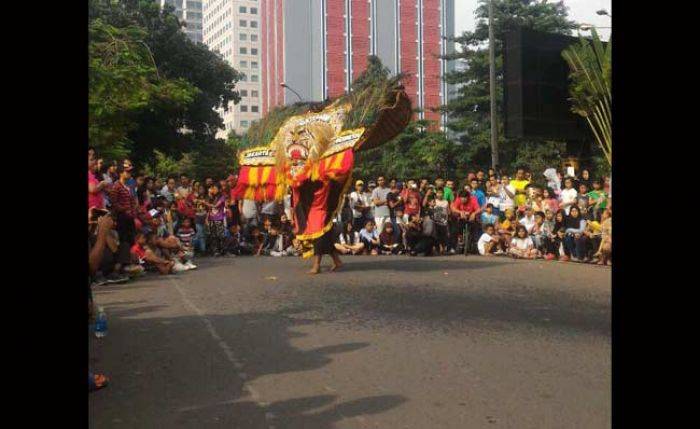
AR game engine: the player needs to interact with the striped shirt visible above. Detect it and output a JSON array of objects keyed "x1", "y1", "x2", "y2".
[{"x1": 109, "y1": 181, "x2": 136, "y2": 218}]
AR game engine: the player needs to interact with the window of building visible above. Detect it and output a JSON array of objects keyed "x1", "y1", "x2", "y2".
[
  {"x1": 239, "y1": 6, "x2": 246, "y2": 13},
  {"x1": 240, "y1": 74, "x2": 247, "y2": 81},
  {"x1": 240, "y1": 47, "x2": 247, "y2": 54},
  {"x1": 240, "y1": 105, "x2": 248, "y2": 112},
  {"x1": 250, "y1": 20, "x2": 258, "y2": 28},
  {"x1": 250, "y1": 7, "x2": 258, "y2": 14},
  {"x1": 251, "y1": 90, "x2": 259, "y2": 98},
  {"x1": 241, "y1": 120, "x2": 249, "y2": 127},
  {"x1": 251, "y1": 61, "x2": 258, "y2": 69},
  {"x1": 240, "y1": 20, "x2": 247, "y2": 27},
  {"x1": 251, "y1": 48, "x2": 258, "y2": 55},
  {"x1": 251, "y1": 75, "x2": 259, "y2": 82},
  {"x1": 239, "y1": 33, "x2": 247, "y2": 41},
  {"x1": 250, "y1": 34, "x2": 258, "y2": 42},
  {"x1": 240, "y1": 60, "x2": 248, "y2": 68},
  {"x1": 240, "y1": 89, "x2": 248, "y2": 97},
  {"x1": 251, "y1": 105, "x2": 259, "y2": 113}
]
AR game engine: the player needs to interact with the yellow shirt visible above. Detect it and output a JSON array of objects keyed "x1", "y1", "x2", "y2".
[{"x1": 510, "y1": 179, "x2": 530, "y2": 208}]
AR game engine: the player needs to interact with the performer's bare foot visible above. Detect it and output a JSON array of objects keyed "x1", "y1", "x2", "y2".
[
  {"x1": 308, "y1": 255, "x2": 322, "y2": 275},
  {"x1": 330, "y1": 252, "x2": 343, "y2": 272},
  {"x1": 308, "y1": 267, "x2": 321, "y2": 275}
]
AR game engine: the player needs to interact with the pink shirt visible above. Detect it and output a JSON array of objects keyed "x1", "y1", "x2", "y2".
[{"x1": 88, "y1": 171, "x2": 105, "y2": 209}]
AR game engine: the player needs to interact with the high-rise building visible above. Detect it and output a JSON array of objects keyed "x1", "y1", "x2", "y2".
[
  {"x1": 261, "y1": 0, "x2": 455, "y2": 127},
  {"x1": 203, "y1": 0, "x2": 263, "y2": 137},
  {"x1": 161, "y1": 0, "x2": 204, "y2": 43}
]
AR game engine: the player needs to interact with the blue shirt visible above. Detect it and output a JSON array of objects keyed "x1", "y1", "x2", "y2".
[
  {"x1": 480, "y1": 212, "x2": 498, "y2": 226},
  {"x1": 359, "y1": 229, "x2": 379, "y2": 242},
  {"x1": 472, "y1": 189, "x2": 486, "y2": 207}
]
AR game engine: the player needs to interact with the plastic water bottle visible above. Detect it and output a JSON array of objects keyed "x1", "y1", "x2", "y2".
[{"x1": 94, "y1": 307, "x2": 107, "y2": 338}]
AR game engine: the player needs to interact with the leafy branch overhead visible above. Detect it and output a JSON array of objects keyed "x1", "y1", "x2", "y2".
[{"x1": 562, "y1": 28, "x2": 611, "y2": 165}]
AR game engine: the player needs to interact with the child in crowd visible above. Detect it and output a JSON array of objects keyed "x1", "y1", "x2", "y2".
[
  {"x1": 594, "y1": 209, "x2": 612, "y2": 265},
  {"x1": 205, "y1": 184, "x2": 227, "y2": 256},
  {"x1": 540, "y1": 210, "x2": 558, "y2": 260},
  {"x1": 379, "y1": 222, "x2": 402, "y2": 255},
  {"x1": 477, "y1": 224, "x2": 501, "y2": 256},
  {"x1": 498, "y1": 208, "x2": 516, "y2": 251},
  {"x1": 530, "y1": 211, "x2": 547, "y2": 254},
  {"x1": 225, "y1": 223, "x2": 243, "y2": 255},
  {"x1": 519, "y1": 206, "x2": 536, "y2": 234},
  {"x1": 130, "y1": 232, "x2": 180, "y2": 274},
  {"x1": 359, "y1": 220, "x2": 380, "y2": 255},
  {"x1": 576, "y1": 183, "x2": 590, "y2": 211},
  {"x1": 542, "y1": 188, "x2": 559, "y2": 214},
  {"x1": 480, "y1": 203, "x2": 499, "y2": 227},
  {"x1": 509, "y1": 225, "x2": 539, "y2": 259},
  {"x1": 193, "y1": 200, "x2": 207, "y2": 254},
  {"x1": 587, "y1": 180, "x2": 608, "y2": 222},
  {"x1": 560, "y1": 177, "x2": 578, "y2": 215},
  {"x1": 175, "y1": 218, "x2": 198, "y2": 269},
  {"x1": 335, "y1": 222, "x2": 365, "y2": 255},
  {"x1": 432, "y1": 190, "x2": 450, "y2": 255}
]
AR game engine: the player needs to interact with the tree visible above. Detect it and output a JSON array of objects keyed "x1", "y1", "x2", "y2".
[
  {"x1": 442, "y1": 0, "x2": 578, "y2": 172},
  {"x1": 88, "y1": 17, "x2": 196, "y2": 160},
  {"x1": 89, "y1": 0, "x2": 242, "y2": 169},
  {"x1": 562, "y1": 28, "x2": 611, "y2": 165}
]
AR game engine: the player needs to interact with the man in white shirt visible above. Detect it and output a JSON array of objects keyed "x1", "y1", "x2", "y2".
[
  {"x1": 559, "y1": 177, "x2": 578, "y2": 215},
  {"x1": 371, "y1": 177, "x2": 391, "y2": 230},
  {"x1": 349, "y1": 180, "x2": 371, "y2": 232}
]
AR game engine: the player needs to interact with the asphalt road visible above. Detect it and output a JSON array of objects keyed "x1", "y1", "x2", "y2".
[{"x1": 89, "y1": 255, "x2": 611, "y2": 429}]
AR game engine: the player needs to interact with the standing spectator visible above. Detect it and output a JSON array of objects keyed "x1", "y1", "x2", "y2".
[
  {"x1": 498, "y1": 176, "x2": 516, "y2": 216},
  {"x1": 432, "y1": 189, "x2": 450, "y2": 255},
  {"x1": 177, "y1": 174, "x2": 191, "y2": 195},
  {"x1": 470, "y1": 178, "x2": 486, "y2": 208},
  {"x1": 366, "y1": 181, "x2": 377, "y2": 220},
  {"x1": 578, "y1": 169, "x2": 592, "y2": 189},
  {"x1": 108, "y1": 162, "x2": 138, "y2": 271},
  {"x1": 509, "y1": 168, "x2": 530, "y2": 211},
  {"x1": 560, "y1": 177, "x2": 578, "y2": 215},
  {"x1": 577, "y1": 183, "x2": 590, "y2": 211},
  {"x1": 239, "y1": 197, "x2": 259, "y2": 227},
  {"x1": 450, "y1": 190, "x2": 482, "y2": 253},
  {"x1": 261, "y1": 199, "x2": 281, "y2": 224},
  {"x1": 402, "y1": 181, "x2": 422, "y2": 222},
  {"x1": 226, "y1": 175, "x2": 241, "y2": 227},
  {"x1": 206, "y1": 184, "x2": 227, "y2": 256},
  {"x1": 562, "y1": 205, "x2": 588, "y2": 262},
  {"x1": 485, "y1": 176, "x2": 502, "y2": 217},
  {"x1": 444, "y1": 179, "x2": 455, "y2": 204},
  {"x1": 160, "y1": 177, "x2": 177, "y2": 203},
  {"x1": 587, "y1": 180, "x2": 608, "y2": 221},
  {"x1": 543, "y1": 168, "x2": 562, "y2": 197},
  {"x1": 88, "y1": 153, "x2": 107, "y2": 211},
  {"x1": 480, "y1": 203, "x2": 499, "y2": 227},
  {"x1": 349, "y1": 180, "x2": 371, "y2": 232},
  {"x1": 371, "y1": 176, "x2": 392, "y2": 230},
  {"x1": 359, "y1": 220, "x2": 380, "y2": 255}
]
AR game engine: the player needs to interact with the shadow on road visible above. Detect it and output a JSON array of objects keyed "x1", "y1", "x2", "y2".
[
  {"x1": 89, "y1": 303, "x2": 407, "y2": 428},
  {"x1": 337, "y1": 257, "x2": 510, "y2": 273}
]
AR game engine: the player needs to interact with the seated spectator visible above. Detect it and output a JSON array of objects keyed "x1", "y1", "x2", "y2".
[
  {"x1": 577, "y1": 183, "x2": 590, "y2": 211},
  {"x1": 405, "y1": 214, "x2": 436, "y2": 256},
  {"x1": 552, "y1": 209, "x2": 567, "y2": 259},
  {"x1": 509, "y1": 225, "x2": 539, "y2": 259},
  {"x1": 225, "y1": 223, "x2": 243, "y2": 255},
  {"x1": 562, "y1": 205, "x2": 588, "y2": 262},
  {"x1": 379, "y1": 222, "x2": 403, "y2": 255},
  {"x1": 497, "y1": 208, "x2": 517, "y2": 251},
  {"x1": 587, "y1": 180, "x2": 608, "y2": 222},
  {"x1": 593, "y1": 209, "x2": 612, "y2": 265},
  {"x1": 335, "y1": 222, "x2": 365, "y2": 255},
  {"x1": 542, "y1": 188, "x2": 560, "y2": 214},
  {"x1": 130, "y1": 232, "x2": 177, "y2": 275},
  {"x1": 359, "y1": 220, "x2": 380, "y2": 255},
  {"x1": 530, "y1": 211, "x2": 547, "y2": 254},
  {"x1": 450, "y1": 190, "x2": 482, "y2": 253},
  {"x1": 477, "y1": 224, "x2": 502, "y2": 256}
]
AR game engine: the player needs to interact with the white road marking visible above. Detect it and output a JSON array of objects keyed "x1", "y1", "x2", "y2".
[{"x1": 169, "y1": 277, "x2": 275, "y2": 423}]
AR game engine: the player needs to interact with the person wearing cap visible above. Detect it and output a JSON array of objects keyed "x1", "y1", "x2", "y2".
[{"x1": 349, "y1": 180, "x2": 371, "y2": 233}]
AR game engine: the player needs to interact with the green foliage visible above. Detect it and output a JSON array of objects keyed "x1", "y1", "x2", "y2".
[
  {"x1": 562, "y1": 28, "x2": 611, "y2": 165},
  {"x1": 353, "y1": 119, "x2": 460, "y2": 180},
  {"x1": 88, "y1": 17, "x2": 197, "y2": 160},
  {"x1": 441, "y1": 0, "x2": 578, "y2": 172},
  {"x1": 89, "y1": 0, "x2": 242, "y2": 170}
]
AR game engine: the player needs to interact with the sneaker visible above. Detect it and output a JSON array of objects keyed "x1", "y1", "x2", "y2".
[
  {"x1": 185, "y1": 261, "x2": 197, "y2": 270},
  {"x1": 123, "y1": 264, "x2": 145, "y2": 277},
  {"x1": 172, "y1": 262, "x2": 188, "y2": 273},
  {"x1": 449, "y1": 249, "x2": 456, "y2": 255},
  {"x1": 104, "y1": 272, "x2": 129, "y2": 284},
  {"x1": 91, "y1": 275, "x2": 108, "y2": 287}
]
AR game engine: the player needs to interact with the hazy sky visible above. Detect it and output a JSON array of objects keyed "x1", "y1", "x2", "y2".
[{"x1": 454, "y1": 0, "x2": 612, "y2": 41}]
